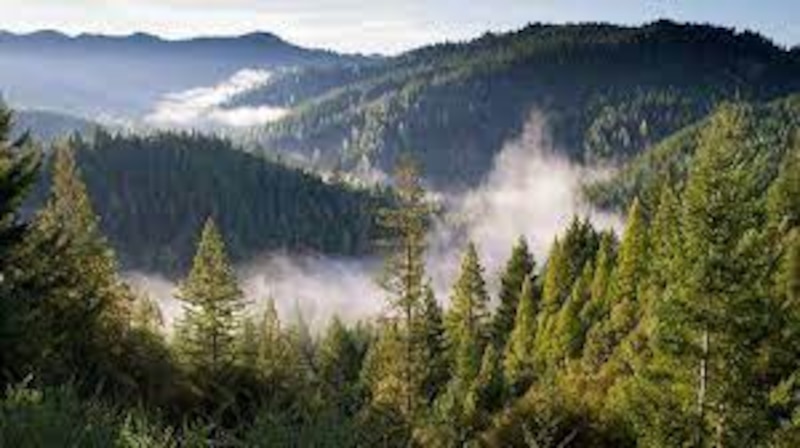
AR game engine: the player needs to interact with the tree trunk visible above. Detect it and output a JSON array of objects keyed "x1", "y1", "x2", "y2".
[{"x1": 697, "y1": 327, "x2": 709, "y2": 445}]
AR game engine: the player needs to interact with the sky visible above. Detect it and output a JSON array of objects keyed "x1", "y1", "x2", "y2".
[{"x1": 1, "y1": 0, "x2": 798, "y2": 54}]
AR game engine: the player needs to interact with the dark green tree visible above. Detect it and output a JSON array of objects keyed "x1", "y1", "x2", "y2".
[
  {"x1": 491, "y1": 236, "x2": 535, "y2": 350},
  {"x1": 503, "y1": 275, "x2": 538, "y2": 395}
]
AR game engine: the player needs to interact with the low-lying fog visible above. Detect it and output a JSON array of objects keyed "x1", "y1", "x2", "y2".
[{"x1": 127, "y1": 112, "x2": 621, "y2": 333}]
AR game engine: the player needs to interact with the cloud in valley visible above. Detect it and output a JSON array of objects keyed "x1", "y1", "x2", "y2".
[
  {"x1": 145, "y1": 68, "x2": 287, "y2": 128},
  {"x1": 130, "y1": 111, "x2": 621, "y2": 332}
]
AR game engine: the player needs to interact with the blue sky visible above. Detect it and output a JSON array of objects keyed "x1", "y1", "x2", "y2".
[{"x1": 2, "y1": 0, "x2": 798, "y2": 54}]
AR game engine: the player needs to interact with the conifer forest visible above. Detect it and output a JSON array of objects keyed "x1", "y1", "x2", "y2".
[{"x1": 0, "y1": 4, "x2": 799, "y2": 447}]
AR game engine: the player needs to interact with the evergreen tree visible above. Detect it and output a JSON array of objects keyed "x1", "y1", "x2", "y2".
[
  {"x1": 0, "y1": 105, "x2": 40, "y2": 384},
  {"x1": 27, "y1": 144, "x2": 132, "y2": 384},
  {"x1": 0, "y1": 107, "x2": 38, "y2": 260},
  {"x1": 415, "y1": 284, "x2": 448, "y2": 403},
  {"x1": 668, "y1": 106, "x2": 773, "y2": 445},
  {"x1": 446, "y1": 242, "x2": 490, "y2": 387},
  {"x1": 491, "y1": 236, "x2": 535, "y2": 349},
  {"x1": 503, "y1": 275, "x2": 538, "y2": 395},
  {"x1": 176, "y1": 218, "x2": 245, "y2": 374},
  {"x1": 319, "y1": 316, "x2": 363, "y2": 413},
  {"x1": 130, "y1": 292, "x2": 164, "y2": 336},
  {"x1": 237, "y1": 316, "x2": 260, "y2": 370},
  {"x1": 767, "y1": 143, "x2": 800, "y2": 231},
  {"x1": 580, "y1": 231, "x2": 617, "y2": 334},
  {"x1": 374, "y1": 155, "x2": 431, "y2": 416},
  {"x1": 256, "y1": 298, "x2": 289, "y2": 378},
  {"x1": 553, "y1": 262, "x2": 594, "y2": 363},
  {"x1": 602, "y1": 198, "x2": 649, "y2": 355},
  {"x1": 535, "y1": 218, "x2": 599, "y2": 374}
]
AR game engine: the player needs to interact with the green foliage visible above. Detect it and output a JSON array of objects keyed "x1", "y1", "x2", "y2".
[
  {"x1": 252, "y1": 21, "x2": 800, "y2": 186},
  {"x1": 176, "y1": 218, "x2": 245, "y2": 374},
  {"x1": 587, "y1": 95, "x2": 800, "y2": 212},
  {"x1": 372, "y1": 155, "x2": 432, "y2": 416},
  {"x1": 2, "y1": 89, "x2": 799, "y2": 445},
  {"x1": 53, "y1": 130, "x2": 385, "y2": 276},
  {"x1": 446, "y1": 243, "x2": 490, "y2": 387},
  {"x1": 491, "y1": 236, "x2": 535, "y2": 350},
  {"x1": 503, "y1": 275, "x2": 538, "y2": 395}
]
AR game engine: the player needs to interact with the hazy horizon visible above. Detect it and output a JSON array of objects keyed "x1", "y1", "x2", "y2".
[{"x1": 3, "y1": 0, "x2": 798, "y2": 55}]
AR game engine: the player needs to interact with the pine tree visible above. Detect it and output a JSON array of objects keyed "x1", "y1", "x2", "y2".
[
  {"x1": 646, "y1": 186, "x2": 681, "y2": 305},
  {"x1": 0, "y1": 106, "x2": 38, "y2": 261},
  {"x1": 256, "y1": 298, "x2": 289, "y2": 378},
  {"x1": 176, "y1": 218, "x2": 245, "y2": 374},
  {"x1": 767, "y1": 143, "x2": 800, "y2": 231},
  {"x1": 237, "y1": 316, "x2": 260, "y2": 370},
  {"x1": 130, "y1": 292, "x2": 164, "y2": 335},
  {"x1": 446, "y1": 242, "x2": 490, "y2": 387},
  {"x1": 319, "y1": 316, "x2": 363, "y2": 412},
  {"x1": 610, "y1": 198, "x2": 648, "y2": 309},
  {"x1": 28, "y1": 144, "x2": 132, "y2": 382},
  {"x1": 374, "y1": 155, "x2": 432, "y2": 416},
  {"x1": 415, "y1": 284, "x2": 448, "y2": 403},
  {"x1": 0, "y1": 105, "x2": 40, "y2": 383},
  {"x1": 669, "y1": 105, "x2": 773, "y2": 445},
  {"x1": 601, "y1": 198, "x2": 648, "y2": 355},
  {"x1": 491, "y1": 236, "x2": 535, "y2": 349},
  {"x1": 553, "y1": 262, "x2": 594, "y2": 363},
  {"x1": 581, "y1": 231, "x2": 617, "y2": 332},
  {"x1": 503, "y1": 275, "x2": 538, "y2": 395}
]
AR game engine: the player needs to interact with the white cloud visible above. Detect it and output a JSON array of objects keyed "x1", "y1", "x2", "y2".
[{"x1": 145, "y1": 68, "x2": 288, "y2": 128}]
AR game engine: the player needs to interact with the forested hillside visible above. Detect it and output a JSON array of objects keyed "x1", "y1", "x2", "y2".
[
  {"x1": 241, "y1": 20, "x2": 800, "y2": 186},
  {"x1": 2, "y1": 99, "x2": 799, "y2": 444},
  {"x1": 34, "y1": 131, "x2": 385, "y2": 276},
  {"x1": 586, "y1": 95, "x2": 800, "y2": 212}
]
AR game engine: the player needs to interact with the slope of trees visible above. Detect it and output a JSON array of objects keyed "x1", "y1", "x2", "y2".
[
  {"x1": 34, "y1": 130, "x2": 386, "y2": 276},
  {"x1": 243, "y1": 20, "x2": 800, "y2": 186},
  {"x1": 586, "y1": 94, "x2": 800, "y2": 213},
  {"x1": 1, "y1": 90, "x2": 799, "y2": 447}
]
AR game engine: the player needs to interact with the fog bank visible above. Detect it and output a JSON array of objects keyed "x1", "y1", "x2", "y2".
[
  {"x1": 129, "y1": 112, "x2": 620, "y2": 332},
  {"x1": 145, "y1": 68, "x2": 288, "y2": 128}
]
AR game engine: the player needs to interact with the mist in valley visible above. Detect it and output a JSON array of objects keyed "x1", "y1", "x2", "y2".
[{"x1": 128, "y1": 112, "x2": 620, "y2": 333}]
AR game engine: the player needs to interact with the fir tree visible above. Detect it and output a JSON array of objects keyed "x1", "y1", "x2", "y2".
[
  {"x1": 670, "y1": 105, "x2": 773, "y2": 445},
  {"x1": 446, "y1": 242, "x2": 490, "y2": 387},
  {"x1": 319, "y1": 316, "x2": 364, "y2": 413},
  {"x1": 415, "y1": 284, "x2": 448, "y2": 403},
  {"x1": 176, "y1": 218, "x2": 245, "y2": 374},
  {"x1": 503, "y1": 275, "x2": 538, "y2": 395},
  {"x1": 374, "y1": 155, "x2": 431, "y2": 416},
  {"x1": 28, "y1": 144, "x2": 132, "y2": 383},
  {"x1": 491, "y1": 236, "x2": 535, "y2": 349},
  {"x1": 553, "y1": 262, "x2": 594, "y2": 363},
  {"x1": 256, "y1": 298, "x2": 291, "y2": 379},
  {"x1": 0, "y1": 105, "x2": 40, "y2": 383}
]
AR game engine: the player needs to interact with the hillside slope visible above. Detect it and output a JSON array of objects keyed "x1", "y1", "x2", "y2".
[
  {"x1": 585, "y1": 94, "x2": 800, "y2": 212},
  {"x1": 243, "y1": 20, "x2": 800, "y2": 187},
  {"x1": 33, "y1": 131, "x2": 384, "y2": 276}
]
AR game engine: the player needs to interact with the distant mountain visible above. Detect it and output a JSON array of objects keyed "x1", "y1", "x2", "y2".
[
  {"x1": 239, "y1": 20, "x2": 800, "y2": 188},
  {"x1": 0, "y1": 30, "x2": 366, "y2": 118},
  {"x1": 13, "y1": 109, "x2": 99, "y2": 142}
]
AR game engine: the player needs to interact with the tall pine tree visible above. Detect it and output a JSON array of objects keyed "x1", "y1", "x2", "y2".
[
  {"x1": 491, "y1": 236, "x2": 535, "y2": 350},
  {"x1": 446, "y1": 242, "x2": 490, "y2": 388},
  {"x1": 176, "y1": 218, "x2": 245, "y2": 374}
]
